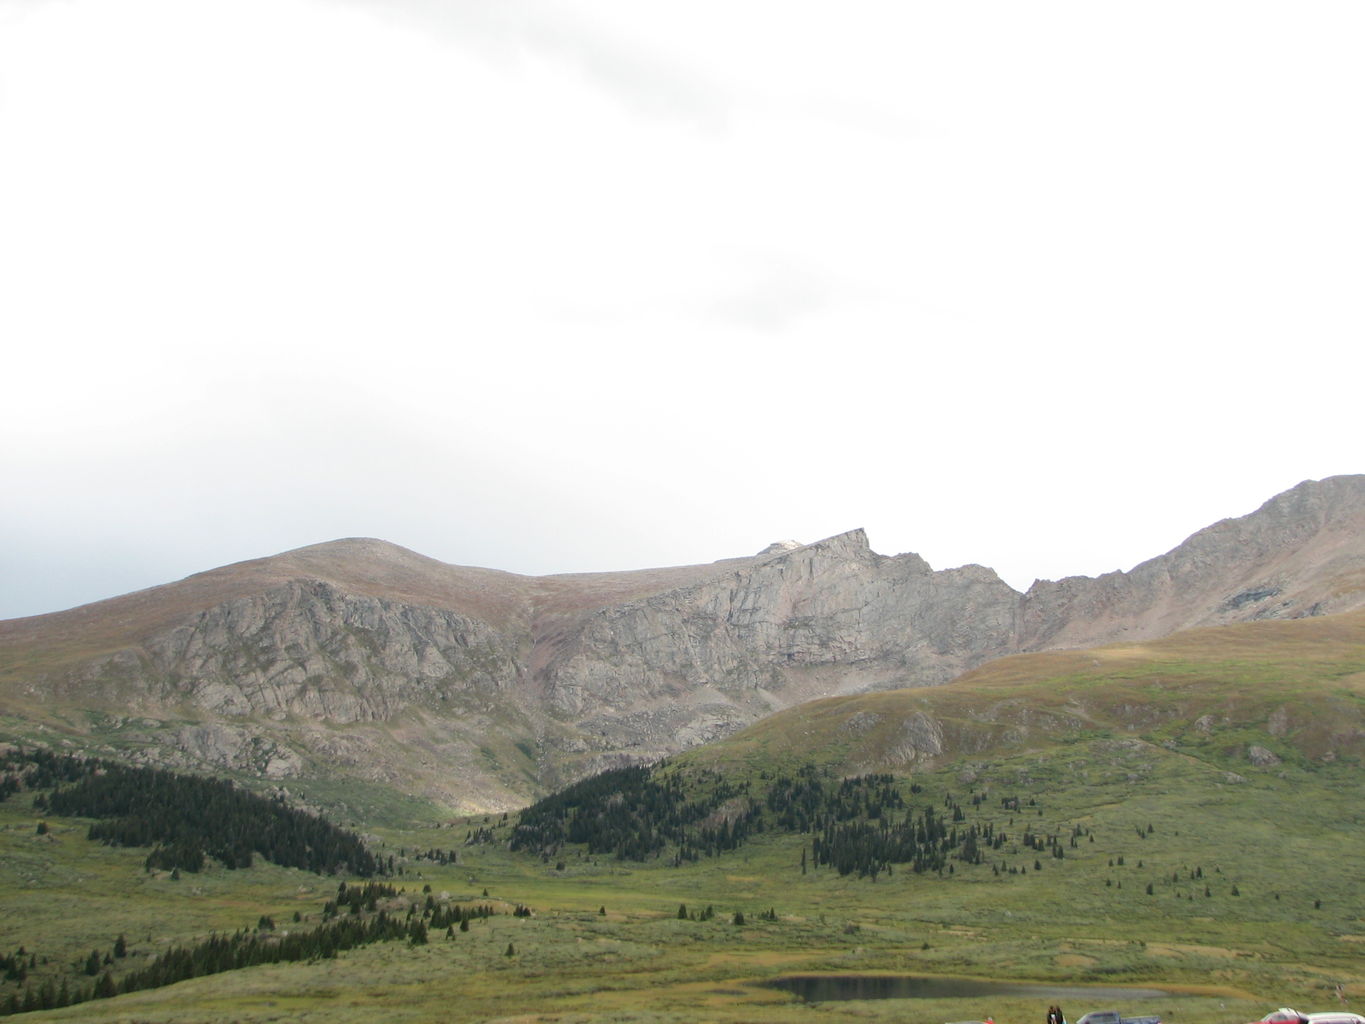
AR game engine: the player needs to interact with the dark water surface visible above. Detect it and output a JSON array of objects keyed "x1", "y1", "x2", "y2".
[{"x1": 769, "y1": 974, "x2": 1173, "y2": 1003}]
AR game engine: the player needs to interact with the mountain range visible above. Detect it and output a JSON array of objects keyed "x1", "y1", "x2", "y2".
[{"x1": 2, "y1": 474, "x2": 1363, "y2": 813}]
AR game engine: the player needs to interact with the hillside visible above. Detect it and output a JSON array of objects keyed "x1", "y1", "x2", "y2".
[
  {"x1": 3, "y1": 607, "x2": 1362, "y2": 1023},
  {"x1": 680, "y1": 605, "x2": 1365, "y2": 778},
  {"x1": 1, "y1": 475, "x2": 1363, "y2": 813},
  {"x1": 1021, "y1": 473, "x2": 1365, "y2": 648}
]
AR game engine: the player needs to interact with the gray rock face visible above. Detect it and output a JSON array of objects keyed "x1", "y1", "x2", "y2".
[
  {"x1": 887, "y1": 713, "x2": 945, "y2": 766},
  {"x1": 536, "y1": 530, "x2": 1020, "y2": 730},
  {"x1": 138, "y1": 580, "x2": 522, "y2": 722},
  {"x1": 1020, "y1": 475, "x2": 1365, "y2": 650},
  {"x1": 3, "y1": 475, "x2": 1364, "y2": 810}
]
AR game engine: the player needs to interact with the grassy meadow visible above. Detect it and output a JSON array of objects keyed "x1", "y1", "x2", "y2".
[
  {"x1": 2, "y1": 736, "x2": 1361, "y2": 1024},
  {"x1": 2, "y1": 610, "x2": 1363, "y2": 1023}
]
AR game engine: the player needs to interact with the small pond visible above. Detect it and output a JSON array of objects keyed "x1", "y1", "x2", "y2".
[{"x1": 768, "y1": 974, "x2": 1173, "y2": 1004}]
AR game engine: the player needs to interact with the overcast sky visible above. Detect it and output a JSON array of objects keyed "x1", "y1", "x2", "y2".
[{"x1": 2, "y1": 1, "x2": 1361, "y2": 620}]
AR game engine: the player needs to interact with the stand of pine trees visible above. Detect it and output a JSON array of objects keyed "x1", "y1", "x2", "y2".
[
  {"x1": 765, "y1": 770, "x2": 909, "y2": 831},
  {"x1": 509, "y1": 762, "x2": 1018, "y2": 878},
  {"x1": 3, "y1": 747, "x2": 380, "y2": 876},
  {"x1": 509, "y1": 764, "x2": 751, "y2": 861},
  {"x1": 0, "y1": 883, "x2": 507, "y2": 1017}
]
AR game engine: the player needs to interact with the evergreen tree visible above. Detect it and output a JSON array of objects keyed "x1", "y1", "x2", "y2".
[{"x1": 19, "y1": 749, "x2": 381, "y2": 877}]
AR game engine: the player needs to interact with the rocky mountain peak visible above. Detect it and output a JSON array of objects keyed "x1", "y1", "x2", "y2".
[
  {"x1": 2, "y1": 475, "x2": 1362, "y2": 811},
  {"x1": 1257, "y1": 473, "x2": 1365, "y2": 520},
  {"x1": 1018, "y1": 474, "x2": 1365, "y2": 651},
  {"x1": 757, "y1": 540, "x2": 803, "y2": 556},
  {"x1": 771, "y1": 528, "x2": 876, "y2": 568}
]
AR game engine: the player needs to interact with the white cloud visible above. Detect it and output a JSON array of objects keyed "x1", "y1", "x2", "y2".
[{"x1": 1, "y1": 0, "x2": 1362, "y2": 617}]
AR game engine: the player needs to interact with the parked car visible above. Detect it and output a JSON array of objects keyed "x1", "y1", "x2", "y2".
[
  {"x1": 1075, "y1": 1011, "x2": 1161, "y2": 1024},
  {"x1": 1248, "y1": 1010, "x2": 1364, "y2": 1024}
]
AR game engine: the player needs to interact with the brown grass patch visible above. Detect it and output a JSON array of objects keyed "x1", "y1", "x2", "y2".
[
  {"x1": 1146, "y1": 942, "x2": 1244, "y2": 959},
  {"x1": 1055, "y1": 954, "x2": 1098, "y2": 968}
]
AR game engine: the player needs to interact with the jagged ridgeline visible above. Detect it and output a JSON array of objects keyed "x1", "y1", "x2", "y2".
[
  {"x1": 3, "y1": 475, "x2": 1364, "y2": 813},
  {"x1": 2, "y1": 748, "x2": 380, "y2": 876},
  {"x1": 510, "y1": 762, "x2": 1033, "y2": 880}
]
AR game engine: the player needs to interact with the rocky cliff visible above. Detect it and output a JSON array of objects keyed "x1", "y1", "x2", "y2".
[
  {"x1": 2, "y1": 475, "x2": 1362, "y2": 811},
  {"x1": 1019, "y1": 474, "x2": 1365, "y2": 649}
]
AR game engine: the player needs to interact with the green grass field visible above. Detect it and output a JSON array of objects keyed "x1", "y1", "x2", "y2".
[
  {"x1": 3, "y1": 735, "x2": 1360, "y2": 1024},
  {"x1": 3, "y1": 610, "x2": 1363, "y2": 1023}
]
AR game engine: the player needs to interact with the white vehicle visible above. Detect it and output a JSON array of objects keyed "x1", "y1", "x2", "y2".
[{"x1": 1249, "y1": 1009, "x2": 1364, "y2": 1024}]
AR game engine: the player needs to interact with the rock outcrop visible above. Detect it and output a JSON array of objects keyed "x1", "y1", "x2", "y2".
[
  {"x1": 1019, "y1": 475, "x2": 1365, "y2": 650},
  {"x1": 1, "y1": 475, "x2": 1362, "y2": 811}
]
